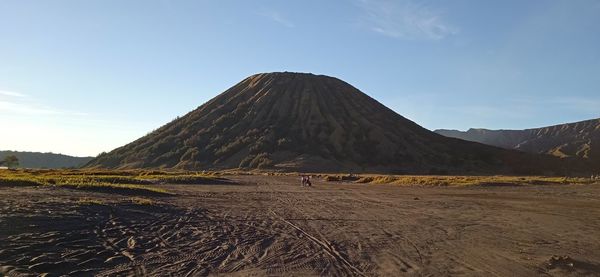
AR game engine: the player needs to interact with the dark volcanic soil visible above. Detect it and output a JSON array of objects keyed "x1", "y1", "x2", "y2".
[
  {"x1": 87, "y1": 72, "x2": 590, "y2": 175},
  {"x1": 2, "y1": 177, "x2": 600, "y2": 276}
]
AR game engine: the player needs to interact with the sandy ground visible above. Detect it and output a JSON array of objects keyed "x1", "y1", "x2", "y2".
[{"x1": 1, "y1": 175, "x2": 600, "y2": 276}]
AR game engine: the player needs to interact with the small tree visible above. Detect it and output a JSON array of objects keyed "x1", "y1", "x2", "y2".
[{"x1": 3, "y1": 155, "x2": 19, "y2": 168}]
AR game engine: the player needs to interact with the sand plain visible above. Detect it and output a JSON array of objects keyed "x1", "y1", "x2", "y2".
[{"x1": 1, "y1": 175, "x2": 600, "y2": 276}]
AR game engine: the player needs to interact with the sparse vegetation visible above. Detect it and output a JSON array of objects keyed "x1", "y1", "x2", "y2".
[
  {"x1": 238, "y1": 155, "x2": 255, "y2": 168},
  {"x1": 0, "y1": 169, "x2": 177, "y2": 195},
  {"x1": 130, "y1": 197, "x2": 155, "y2": 205},
  {"x1": 335, "y1": 175, "x2": 595, "y2": 187},
  {"x1": 0, "y1": 177, "x2": 44, "y2": 187},
  {"x1": 323, "y1": 174, "x2": 360, "y2": 182},
  {"x1": 0, "y1": 169, "x2": 232, "y2": 195},
  {"x1": 249, "y1": 153, "x2": 273, "y2": 169},
  {"x1": 154, "y1": 175, "x2": 231, "y2": 184},
  {"x1": 83, "y1": 72, "x2": 592, "y2": 175},
  {"x1": 77, "y1": 198, "x2": 104, "y2": 205},
  {"x1": 59, "y1": 182, "x2": 172, "y2": 196}
]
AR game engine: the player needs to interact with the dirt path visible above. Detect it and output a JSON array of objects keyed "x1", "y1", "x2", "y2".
[{"x1": 1, "y1": 176, "x2": 600, "y2": 276}]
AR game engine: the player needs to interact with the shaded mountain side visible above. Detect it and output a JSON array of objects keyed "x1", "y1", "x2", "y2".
[
  {"x1": 86, "y1": 72, "x2": 590, "y2": 175},
  {"x1": 435, "y1": 118, "x2": 600, "y2": 167},
  {"x1": 434, "y1": 129, "x2": 527, "y2": 150},
  {"x1": 0, "y1": 150, "x2": 94, "y2": 169}
]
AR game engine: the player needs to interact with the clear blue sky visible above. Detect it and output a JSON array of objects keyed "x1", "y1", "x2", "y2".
[{"x1": 1, "y1": 0, "x2": 599, "y2": 157}]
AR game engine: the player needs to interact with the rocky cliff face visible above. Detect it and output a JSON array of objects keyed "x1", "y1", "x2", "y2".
[{"x1": 436, "y1": 118, "x2": 600, "y2": 166}]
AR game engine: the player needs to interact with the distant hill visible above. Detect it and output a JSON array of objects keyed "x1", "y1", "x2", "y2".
[
  {"x1": 86, "y1": 72, "x2": 590, "y2": 175},
  {"x1": 0, "y1": 151, "x2": 94, "y2": 169},
  {"x1": 435, "y1": 118, "x2": 600, "y2": 166}
]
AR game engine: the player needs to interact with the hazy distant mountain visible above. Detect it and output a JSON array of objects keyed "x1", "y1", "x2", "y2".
[
  {"x1": 435, "y1": 118, "x2": 600, "y2": 166},
  {"x1": 0, "y1": 151, "x2": 94, "y2": 169},
  {"x1": 86, "y1": 72, "x2": 589, "y2": 175}
]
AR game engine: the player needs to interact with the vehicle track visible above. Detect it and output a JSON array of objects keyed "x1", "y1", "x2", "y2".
[{"x1": 3, "y1": 179, "x2": 600, "y2": 276}]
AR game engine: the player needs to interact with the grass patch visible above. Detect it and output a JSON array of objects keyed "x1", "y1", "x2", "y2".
[
  {"x1": 58, "y1": 182, "x2": 173, "y2": 196},
  {"x1": 0, "y1": 168, "x2": 232, "y2": 194},
  {"x1": 130, "y1": 197, "x2": 155, "y2": 205},
  {"x1": 348, "y1": 175, "x2": 594, "y2": 187},
  {"x1": 154, "y1": 175, "x2": 234, "y2": 185},
  {"x1": 77, "y1": 198, "x2": 104, "y2": 205},
  {"x1": 0, "y1": 169, "x2": 176, "y2": 196},
  {"x1": 324, "y1": 174, "x2": 360, "y2": 182},
  {"x1": 0, "y1": 177, "x2": 45, "y2": 187}
]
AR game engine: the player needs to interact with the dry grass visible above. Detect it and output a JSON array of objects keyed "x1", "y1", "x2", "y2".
[
  {"x1": 150, "y1": 175, "x2": 230, "y2": 185},
  {"x1": 0, "y1": 169, "x2": 231, "y2": 195},
  {"x1": 77, "y1": 198, "x2": 104, "y2": 205},
  {"x1": 0, "y1": 169, "x2": 175, "y2": 196},
  {"x1": 3, "y1": 169, "x2": 593, "y2": 192},
  {"x1": 58, "y1": 182, "x2": 172, "y2": 196},
  {"x1": 345, "y1": 175, "x2": 595, "y2": 187},
  {"x1": 0, "y1": 177, "x2": 45, "y2": 187},
  {"x1": 324, "y1": 175, "x2": 360, "y2": 182},
  {"x1": 130, "y1": 197, "x2": 155, "y2": 205}
]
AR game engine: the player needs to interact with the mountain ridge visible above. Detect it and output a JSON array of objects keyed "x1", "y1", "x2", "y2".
[
  {"x1": 86, "y1": 72, "x2": 590, "y2": 175},
  {"x1": 0, "y1": 150, "x2": 94, "y2": 169},
  {"x1": 435, "y1": 118, "x2": 600, "y2": 166}
]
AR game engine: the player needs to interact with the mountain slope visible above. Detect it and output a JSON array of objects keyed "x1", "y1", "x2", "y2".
[
  {"x1": 0, "y1": 150, "x2": 94, "y2": 169},
  {"x1": 435, "y1": 118, "x2": 600, "y2": 166},
  {"x1": 86, "y1": 72, "x2": 588, "y2": 175}
]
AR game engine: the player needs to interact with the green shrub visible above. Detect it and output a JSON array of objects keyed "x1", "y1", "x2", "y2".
[
  {"x1": 257, "y1": 158, "x2": 273, "y2": 169},
  {"x1": 249, "y1": 153, "x2": 273, "y2": 169},
  {"x1": 157, "y1": 175, "x2": 230, "y2": 184},
  {"x1": 324, "y1": 175, "x2": 341, "y2": 182},
  {"x1": 0, "y1": 178, "x2": 44, "y2": 187},
  {"x1": 239, "y1": 155, "x2": 255, "y2": 168},
  {"x1": 131, "y1": 197, "x2": 154, "y2": 205}
]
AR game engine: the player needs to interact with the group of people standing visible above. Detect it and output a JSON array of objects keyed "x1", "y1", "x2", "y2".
[{"x1": 300, "y1": 175, "x2": 312, "y2": 187}]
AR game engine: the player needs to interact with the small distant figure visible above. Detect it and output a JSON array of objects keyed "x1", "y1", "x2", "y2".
[{"x1": 301, "y1": 175, "x2": 312, "y2": 187}]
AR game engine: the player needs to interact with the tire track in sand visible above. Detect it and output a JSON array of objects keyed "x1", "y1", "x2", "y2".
[{"x1": 269, "y1": 209, "x2": 366, "y2": 277}]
